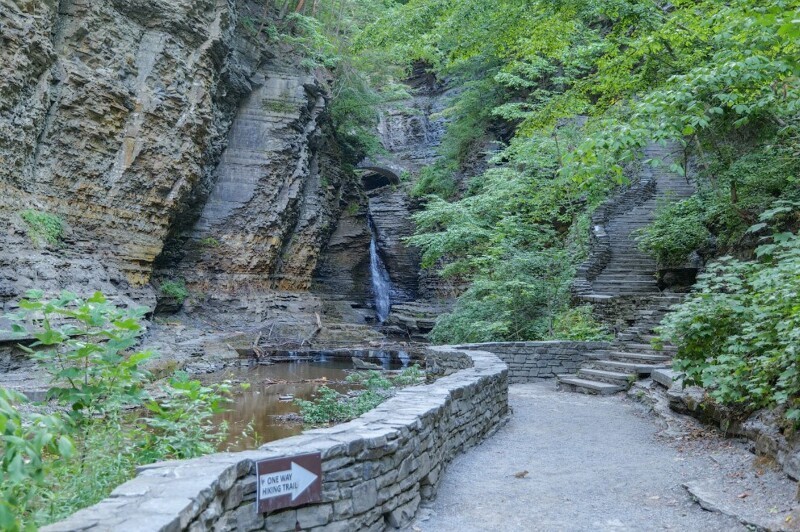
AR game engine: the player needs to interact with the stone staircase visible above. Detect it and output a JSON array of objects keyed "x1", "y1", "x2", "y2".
[{"x1": 558, "y1": 142, "x2": 696, "y2": 395}]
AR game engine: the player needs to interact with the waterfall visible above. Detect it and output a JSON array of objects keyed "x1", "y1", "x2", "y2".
[{"x1": 368, "y1": 217, "x2": 392, "y2": 322}]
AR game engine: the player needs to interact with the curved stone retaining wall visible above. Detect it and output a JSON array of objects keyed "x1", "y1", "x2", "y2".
[
  {"x1": 44, "y1": 347, "x2": 508, "y2": 532},
  {"x1": 457, "y1": 341, "x2": 611, "y2": 384}
]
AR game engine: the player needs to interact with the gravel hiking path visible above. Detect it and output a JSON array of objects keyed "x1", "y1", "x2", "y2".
[{"x1": 408, "y1": 382, "x2": 797, "y2": 532}]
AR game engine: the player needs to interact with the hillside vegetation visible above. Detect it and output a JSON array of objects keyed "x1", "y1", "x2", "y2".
[
  {"x1": 357, "y1": 0, "x2": 799, "y2": 421},
  {"x1": 356, "y1": 0, "x2": 799, "y2": 345}
]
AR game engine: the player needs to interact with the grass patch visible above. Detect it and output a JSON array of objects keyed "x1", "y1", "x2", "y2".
[
  {"x1": 20, "y1": 210, "x2": 64, "y2": 247},
  {"x1": 198, "y1": 237, "x2": 220, "y2": 249},
  {"x1": 262, "y1": 99, "x2": 296, "y2": 114},
  {"x1": 160, "y1": 280, "x2": 189, "y2": 304}
]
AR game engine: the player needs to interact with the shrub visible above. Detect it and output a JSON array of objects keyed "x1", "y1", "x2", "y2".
[
  {"x1": 12, "y1": 290, "x2": 153, "y2": 421},
  {"x1": 20, "y1": 210, "x2": 64, "y2": 247},
  {"x1": 634, "y1": 196, "x2": 710, "y2": 267},
  {"x1": 550, "y1": 306, "x2": 612, "y2": 341},
  {"x1": 160, "y1": 280, "x2": 189, "y2": 303},
  {"x1": 411, "y1": 161, "x2": 457, "y2": 199},
  {"x1": 296, "y1": 365, "x2": 425, "y2": 425},
  {"x1": 2, "y1": 290, "x2": 230, "y2": 526},
  {"x1": 0, "y1": 389, "x2": 73, "y2": 530},
  {"x1": 141, "y1": 372, "x2": 231, "y2": 461},
  {"x1": 659, "y1": 226, "x2": 800, "y2": 423},
  {"x1": 429, "y1": 250, "x2": 573, "y2": 344}
]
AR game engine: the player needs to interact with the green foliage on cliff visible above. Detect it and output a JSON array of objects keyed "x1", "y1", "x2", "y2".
[
  {"x1": 20, "y1": 209, "x2": 64, "y2": 247},
  {"x1": 356, "y1": 0, "x2": 800, "y2": 342},
  {"x1": 1, "y1": 291, "x2": 230, "y2": 528},
  {"x1": 160, "y1": 279, "x2": 189, "y2": 303},
  {"x1": 255, "y1": 0, "x2": 406, "y2": 163},
  {"x1": 634, "y1": 196, "x2": 710, "y2": 267}
]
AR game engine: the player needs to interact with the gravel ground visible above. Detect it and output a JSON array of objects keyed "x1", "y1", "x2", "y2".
[{"x1": 409, "y1": 381, "x2": 797, "y2": 532}]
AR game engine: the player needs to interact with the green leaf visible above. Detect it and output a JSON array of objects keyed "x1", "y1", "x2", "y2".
[
  {"x1": 746, "y1": 222, "x2": 768, "y2": 234},
  {"x1": 87, "y1": 292, "x2": 107, "y2": 304},
  {"x1": 24, "y1": 289, "x2": 44, "y2": 300},
  {"x1": 18, "y1": 299, "x2": 43, "y2": 311},
  {"x1": 57, "y1": 435, "x2": 74, "y2": 458}
]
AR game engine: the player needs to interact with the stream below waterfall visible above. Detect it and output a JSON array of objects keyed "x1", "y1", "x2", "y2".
[{"x1": 210, "y1": 350, "x2": 418, "y2": 451}]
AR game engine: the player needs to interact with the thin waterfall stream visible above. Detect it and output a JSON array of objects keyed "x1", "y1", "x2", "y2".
[{"x1": 368, "y1": 216, "x2": 392, "y2": 322}]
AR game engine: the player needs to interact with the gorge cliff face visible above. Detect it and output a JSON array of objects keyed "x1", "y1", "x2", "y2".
[{"x1": 0, "y1": 0, "x2": 364, "y2": 316}]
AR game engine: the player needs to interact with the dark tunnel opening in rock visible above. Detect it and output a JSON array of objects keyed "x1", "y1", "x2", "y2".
[{"x1": 360, "y1": 167, "x2": 400, "y2": 191}]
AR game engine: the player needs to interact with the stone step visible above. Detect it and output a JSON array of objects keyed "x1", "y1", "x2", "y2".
[
  {"x1": 624, "y1": 343, "x2": 677, "y2": 354},
  {"x1": 591, "y1": 286, "x2": 661, "y2": 292},
  {"x1": 577, "y1": 368, "x2": 634, "y2": 385},
  {"x1": 596, "y1": 268, "x2": 655, "y2": 274},
  {"x1": 651, "y1": 368, "x2": 682, "y2": 389},
  {"x1": 591, "y1": 288, "x2": 661, "y2": 295},
  {"x1": 636, "y1": 334, "x2": 664, "y2": 342},
  {"x1": 556, "y1": 376, "x2": 627, "y2": 395},
  {"x1": 592, "y1": 277, "x2": 659, "y2": 284},
  {"x1": 604, "y1": 262, "x2": 653, "y2": 269},
  {"x1": 592, "y1": 279, "x2": 658, "y2": 286},
  {"x1": 588, "y1": 359, "x2": 669, "y2": 375},
  {"x1": 605, "y1": 250, "x2": 652, "y2": 256},
  {"x1": 603, "y1": 259, "x2": 657, "y2": 265},
  {"x1": 600, "y1": 270, "x2": 657, "y2": 276},
  {"x1": 593, "y1": 275, "x2": 656, "y2": 282},
  {"x1": 605, "y1": 255, "x2": 654, "y2": 261},
  {"x1": 606, "y1": 218, "x2": 655, "y2": 224},
  {"x1": 604, "y1": 351, "x2": 672, "y2": 363}
]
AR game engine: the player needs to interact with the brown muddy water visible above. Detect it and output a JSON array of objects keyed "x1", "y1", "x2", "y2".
[{"x1": 211, "y1": 350, "x2": 419, "y2": 451}]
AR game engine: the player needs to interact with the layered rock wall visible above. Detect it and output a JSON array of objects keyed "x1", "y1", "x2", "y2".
[
  {"x1": 164, "y1": 67, "x2": 360, "y2": 294},
  {"x1": 1, "y1": 0, "x2": 250, "y2": 301},
  {"x1": 356, "y1": 68, "x2": 450, "y2": 306},
  {"x1": 0, "y1": 0, "x2": 362, "y2": 314}
]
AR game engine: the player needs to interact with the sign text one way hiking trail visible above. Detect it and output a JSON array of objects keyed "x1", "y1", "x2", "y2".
[{"x1": 256, "y1": 452, "x2": 323, "y2": 513}]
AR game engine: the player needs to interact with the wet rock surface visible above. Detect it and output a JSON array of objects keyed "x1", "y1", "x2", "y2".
[{"x1": 367, "y1": 187, "x2": 421, "y2": 304}]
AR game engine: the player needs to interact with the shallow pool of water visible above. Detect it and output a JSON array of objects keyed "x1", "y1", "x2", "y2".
[{"x1": 212, "y1": 351, "x2": 419, "y2": 451}]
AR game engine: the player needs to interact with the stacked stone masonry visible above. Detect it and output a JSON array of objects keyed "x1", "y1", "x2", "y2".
[
  {"x1": 43, "y1": 347, "x2": 508, "y2": 532},
  {"x1": 457, "y1": 342, "x2": 611, "y2": 384}
]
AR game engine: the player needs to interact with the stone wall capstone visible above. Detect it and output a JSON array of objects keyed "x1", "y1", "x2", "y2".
[{"x1": 43, "y1": 347, "x2": 508, "y2": 532}]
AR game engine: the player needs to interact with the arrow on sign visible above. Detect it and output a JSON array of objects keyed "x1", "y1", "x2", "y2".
[{"x1": 259, "y1": 461, "x2": 319, "y2": 502}]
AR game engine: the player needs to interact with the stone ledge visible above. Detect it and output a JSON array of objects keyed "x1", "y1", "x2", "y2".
[
  {"x1": 43, "y1": 347, "x2": 509, "y2": 532},
  {"x1": 667, "y1": 385, "x2": 800, "y2": 482}
]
